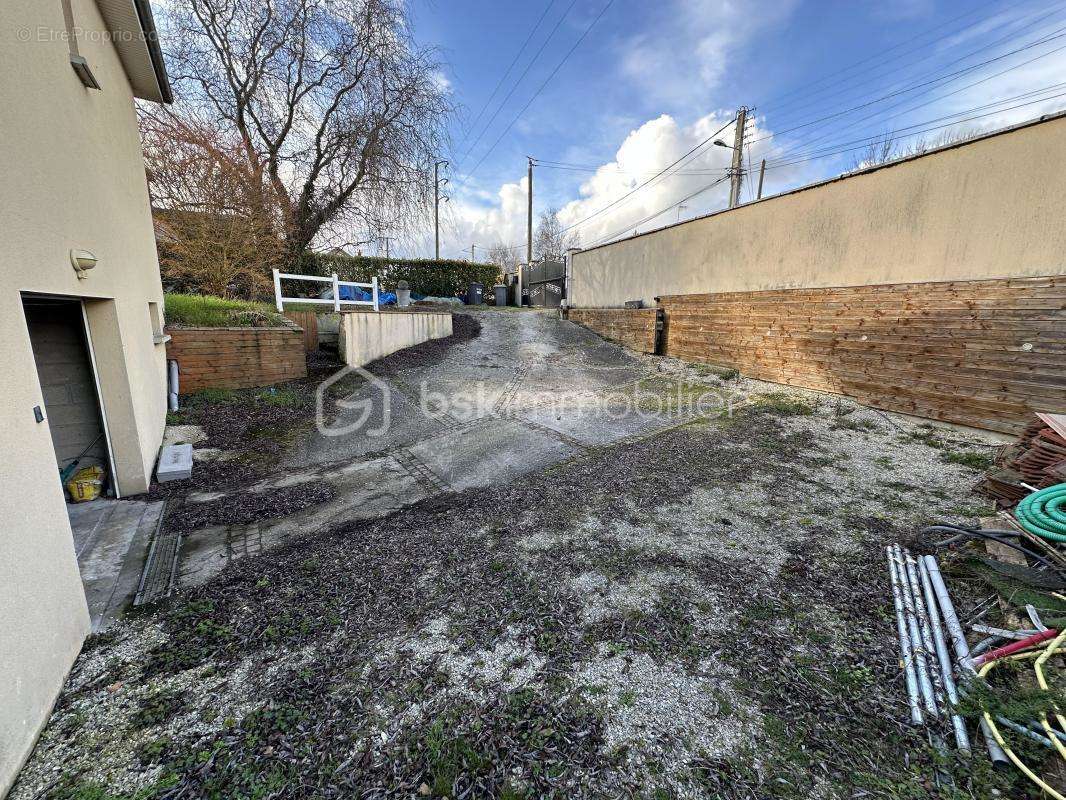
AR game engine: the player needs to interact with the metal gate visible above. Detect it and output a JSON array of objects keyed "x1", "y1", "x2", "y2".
[{"x1": 526, "y1": 259, "x2": 565, "y2": 308}]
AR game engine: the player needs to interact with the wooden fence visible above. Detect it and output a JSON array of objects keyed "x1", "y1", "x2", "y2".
[
  {"x1": 284, "y1": 311, "x2": 319, "y2": 352},
  {"x1": 656, "y1": 275, "x2": 1066, "y2": 434},
  {"x1": 568, "y1": 308, "x2": 660, "y2": 354},
  {"x1": 166, "y1": 326, "x2": 307, "y2": 392}
]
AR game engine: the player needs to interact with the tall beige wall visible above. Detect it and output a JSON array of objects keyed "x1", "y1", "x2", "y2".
[
  {"x1": 0, "y1": 1, "x2": 168, "y2": 793},
  {"x1": 570, "y1": 114, "x2": 1066, "y2": 308}
]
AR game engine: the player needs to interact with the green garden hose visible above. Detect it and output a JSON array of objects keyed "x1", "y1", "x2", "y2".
[{"x1": 1015, "y1": 483, "x2": 1066, "y2": 543}]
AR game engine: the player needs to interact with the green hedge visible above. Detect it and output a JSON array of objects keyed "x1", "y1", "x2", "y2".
[{"x1": 301, "y1": 253, "x2": 501, "y2": 298}]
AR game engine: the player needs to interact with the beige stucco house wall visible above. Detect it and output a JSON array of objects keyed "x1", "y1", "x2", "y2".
[
  {"x1": 0, "y1": 1, "x2": 171, "y2": 794},
  {"x1": 569, "y1": 113, "x2": 1066, "y2": 308}
]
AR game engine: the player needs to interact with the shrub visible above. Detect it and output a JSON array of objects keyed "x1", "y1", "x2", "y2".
[
  {"x1": 164, "y1": 293, "x2": 286, "y2": 328},
  {"x1": 301, "y1": 253, "x2": 500, "y2": 298}
]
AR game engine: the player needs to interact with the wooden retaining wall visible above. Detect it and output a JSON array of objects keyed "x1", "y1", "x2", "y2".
[
  {"x1": 569, "y1": 308, "x2": 660, "y2": 354},
  {"x1": 283, "y1": 311, "x2": 320, "y2": 352},
  {"x1": 166, "y1": 326, "x2": 307, "y2": 392},
  {"x1": 657, "y1": 275, "x2": 1066, "y2": 435}
]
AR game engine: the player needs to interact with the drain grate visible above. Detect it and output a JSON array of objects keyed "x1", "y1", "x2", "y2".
[
  {"x1": 392, "y1": 448, "x2": 450, "y2": 495},
  {"x1": 134, "y1": 502, "x2": 181, "y2": 606}
]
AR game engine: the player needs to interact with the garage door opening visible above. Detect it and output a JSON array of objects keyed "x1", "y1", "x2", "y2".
[
  {"x1": 22, "y1": 295, "x2": 111, "y2": 495},
  {"x1": 22, "y1": 294, "x2": 164, "y2": 631}
]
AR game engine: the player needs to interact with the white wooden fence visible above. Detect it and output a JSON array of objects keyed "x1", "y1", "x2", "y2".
[{"x1": 272, "y1": 269, "x2": 380, "y2": 313}]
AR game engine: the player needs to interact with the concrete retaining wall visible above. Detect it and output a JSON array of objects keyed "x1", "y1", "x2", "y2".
[
  {"x1": 570, "y1": 113, "x2": 1066, "y2": 309},
  {"x1": 166, "y1": 327, "x2": 307, "y2": 392},
  {"x1": 339, "y1": 310, "x2": 452, "y2": 367}
]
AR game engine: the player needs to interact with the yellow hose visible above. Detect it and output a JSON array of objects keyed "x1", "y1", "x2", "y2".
[
  {"x1": 978, "y1": 651, "x2": 1066, "y2": 800},
  {"x1": 1034, "y1": 630, "x2": 1066, "y2": 761}
]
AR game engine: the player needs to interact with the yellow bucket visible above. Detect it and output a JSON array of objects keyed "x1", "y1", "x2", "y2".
[{"x1": 67, "y1": 465, "x2": 105, "y2": 503}]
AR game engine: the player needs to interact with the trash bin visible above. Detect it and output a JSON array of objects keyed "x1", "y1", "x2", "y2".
[
  {"x1": 396, "y1": 280, "x2": 411, "y2": 308},
  {"x1": 466, "y1": 282, "x2": 484, "y2": 305},
  {"x1": 493, "y1": 284, "x2": 507, "y2": 307}
]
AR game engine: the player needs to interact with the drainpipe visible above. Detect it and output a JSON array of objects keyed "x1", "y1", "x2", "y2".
[{"x1": 168, "y1": 360, "x2": 179, "y2": 412}]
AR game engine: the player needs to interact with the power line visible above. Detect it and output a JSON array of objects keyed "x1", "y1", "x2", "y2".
[
  {"x1": 453, "y1": 0, "x2": 558, "y2": 158},
  {"x1": 463, "y1": 0, "x2": 616, "y2": 181},
  {"x1": 763, "y1": 44, "x2": 1066, "y2": 169},
  {"x1": 761, "y1": 4, "x2": 1066, "y2": 155},
  {"x1": 587, "y1": 175, "x2": 731, "y2": 248},
  {"x1": 554, "y1": 115, "x2": 737, "y2": 234},
  {"x1": 757, "y1": 0, "x2": 1006, "y2": 112},
  {"x1": 533, "y1": 160, "x2": 728, "y2": 176},
  {"x1": 459, "y1": 0, "x2": 581, "y2": 171},
  {"x1": 762, "y1": 0, "x2": 1061, "y2": 121},
  {"x1": 763, "y1": 89, "x2": 1066, "y2": 171},
  {"x1": 748, "y1": 22, "x2": 1066, "y2": 149}
]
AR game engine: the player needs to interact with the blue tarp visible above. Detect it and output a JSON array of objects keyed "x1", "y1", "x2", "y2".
[{"x1": 337, "y1": 285, "x2": 397, "y2": 305}]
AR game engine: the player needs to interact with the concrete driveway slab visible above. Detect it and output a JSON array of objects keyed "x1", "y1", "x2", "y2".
[
  {"x1": 407, "y1": 417, "x2": 579, "y2": 491},
  {"x1": 514, "y1": 405, "x2": 689, "y2": 446}
]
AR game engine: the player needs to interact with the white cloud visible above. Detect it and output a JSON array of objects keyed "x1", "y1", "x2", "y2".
[
  {"x1": 425, "y1": 110, "x2": 803, "y2": 258},
  {"x1": 617, "y1": 0, "x2": 799, "y2": 105}
]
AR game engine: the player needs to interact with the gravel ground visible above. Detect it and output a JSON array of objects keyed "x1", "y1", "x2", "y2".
[
  {"x1": 136, "y1": 315, "x2": 482, "y2": 526},
  {"x1": 14, "y1": 376, "x2": 1053, "y2": 799}
]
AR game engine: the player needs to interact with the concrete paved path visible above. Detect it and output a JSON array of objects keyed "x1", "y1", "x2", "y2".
[
  {"x1": 68, "y1": 498, "x2": 163, "y2": 630},
  {"x1": 174, "y1": 310, "x2": 698, "y2": 588}
]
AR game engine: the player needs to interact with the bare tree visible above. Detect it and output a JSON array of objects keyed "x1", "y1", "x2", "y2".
[
  {"x1": 850, "y1": 132, "x2": 897, "y2": 170},
  {"x1": 850, "y1": 128, "x2": 980, "y2": 171},
  {"x1": 486, "y1": 243, "x2": 519, "y2": 274},
  {"x1": 143, "y1": 112, "x2": 283, "y2": 297},
  {"x1": 153, "y1": 0, "x2": 452, "y2": 266},
  {"x1": 533, "y1": 207, "x2": 579, "y2": 261}
]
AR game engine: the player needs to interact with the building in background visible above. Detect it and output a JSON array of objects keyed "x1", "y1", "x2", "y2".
[{"x1": 0, "y1": 1, "x2": 172, "y2": 792}]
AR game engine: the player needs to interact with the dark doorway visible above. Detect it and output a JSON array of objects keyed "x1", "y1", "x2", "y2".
[{"x1": 22, "y1": 295, "x2": 109, "y2": 495}]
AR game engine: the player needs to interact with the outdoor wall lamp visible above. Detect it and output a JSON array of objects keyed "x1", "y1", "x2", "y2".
[{"x1": 70, "y1": 249, "x2": 98, "y2": 279}]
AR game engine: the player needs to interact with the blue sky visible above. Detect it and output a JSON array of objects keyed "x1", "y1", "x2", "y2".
[{"x1": 404, "y1": 0, "x2": 1066, "y2": 258}]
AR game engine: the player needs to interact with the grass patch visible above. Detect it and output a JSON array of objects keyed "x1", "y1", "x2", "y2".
[
  {"x1": 184, "y1": 387, "x2": 237, "y2": 406},
  {"x1": 131, "y1": 687, "x2": 186, "y2": 730},
  {"x1": 830, "y1": 417, "x2": 877, "y2": 432},
  {"x1": 941, "y1": 451, "x2": 994, "y2": 471},
  {"x1": 751, "y1": 392, "x2": 816, "y2": 417},
  {"x1": 164, "y1": 293, "x2": 286, "y2": 328},
  {"x1": 254, "y1": 387, "x2": 303, "y2": 407},
  {"x1": 692, "y1": 363, "x2": 739, "y2": 380}
]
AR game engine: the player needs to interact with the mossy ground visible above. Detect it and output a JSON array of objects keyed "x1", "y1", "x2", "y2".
[{"x1": 15, "y1": 380, "x2": 1054, "y2": 799}]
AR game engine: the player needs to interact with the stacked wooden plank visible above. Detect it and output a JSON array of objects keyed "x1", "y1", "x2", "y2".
[
  {"x1": 568, "y1": 308, "x2": 659, "y2": 354},
  {"x1": 166, "y1": 326, "x2": 307, "y2": 392},
  {"x1": 283, "y1": 310, "x2": 319, "y2": 352},
  {"x1": 658, "y1": 276, "x2": 1066, "y2": 434}
]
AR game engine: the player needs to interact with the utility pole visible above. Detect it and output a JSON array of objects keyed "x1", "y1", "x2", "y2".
[
  {"x1": 381, "y1": 236, "x2": 392, "y2": 260},
  {"x1": 677, "y1": 204, "x2": 688, "y2": 223},
  {"x1": 434, "y1": 159, "x2": 448, "y2": 260},
  {"x1": 757, "y1": 158, "x2": 766, "y2": 200},
  {"x1": 728, "y1": 106, "x2": 748, "y2": 209},
  {"x1": 471, "y1": 244, "x2": 476, "y2": 262},
  {"x1": 526, "y1": 157, "x2": 534, "y2": 264}
]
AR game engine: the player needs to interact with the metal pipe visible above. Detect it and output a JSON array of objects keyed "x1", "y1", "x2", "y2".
[
  {"x1": 887, "y1": 546, "x2": 923, "y2": 725},
  {"x1": 971, "y1": 624, "x2": 1039, "y2": 641},
  {"x1": 923, "y1": 555, "x2": 1010, "y2": 768},
  {"x1": 971, "y1": 629, "x2": 1059, "y2": 668},
  {"x1": 906, "y1": 552, "x2": 946, "y2": 710},
  {"x1": 996, "y1": 716, "x2": 1056, "y2": 748},
  {"x1": 893, "y1": 546, "x2": 939, "y2": 717},
  {"x1": 919, "y1": 557, "x2": 971, "y2": 754}
]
